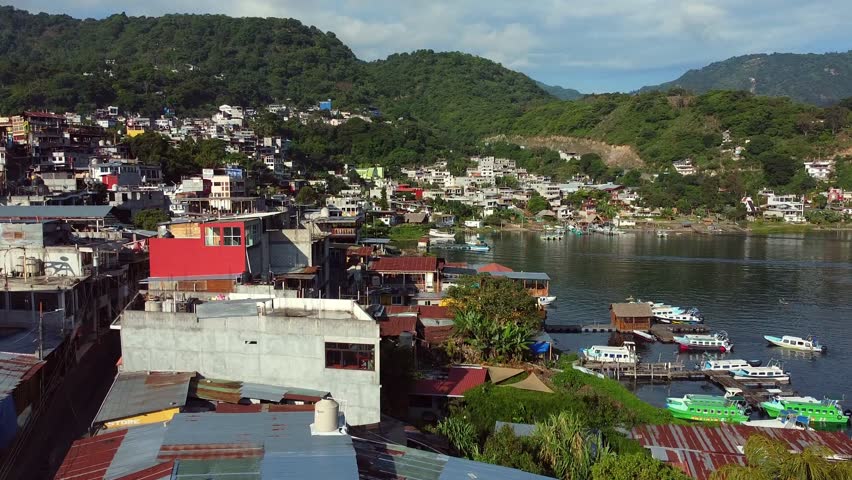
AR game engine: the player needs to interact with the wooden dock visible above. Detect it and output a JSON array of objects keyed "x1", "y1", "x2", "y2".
[
  {"x1": 650, "y1": 324, "x2": 709, "y2": 343},
  {"x1": 581, "y1": 361, "x2": 706, "y2": 382},
  {"x1": 544, "y1": 324, "x2": 616, "y2": 333},
  {"x1": 705, "y1": 371, "x2": 796, "y2": 406}
]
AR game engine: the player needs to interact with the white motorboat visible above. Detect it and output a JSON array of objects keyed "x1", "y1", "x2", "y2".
[
  {"x1": 429, "y1": 229, "x2": 456, "y2": 239},
  {"x1": 764, "y1": 335, "x2": 826, "y2": 353},
  {"x1": 656, "y1": 230, "x2": 669, "y2": 238},
  {"x1": 581, "y1": 341, "x2": 637, "y2": 364},
  {"x1": 701, "y1": 358, "x2": 756, "y2": 372},
  {"x1": 538, "y1": 296, "x2": 556, "y2": 306},
  {"x1": 655, "y1": 307, "x2": 704, "y2": 324},
  {"x1": 743, "y1": 411, "x2": 808, "y2": 430},
  {"x1": 674, "y1": 331, "x2": 732, "y2": 352},
  {"x1": 732, "y1": 361, "x2": 790, "y2": 383}
]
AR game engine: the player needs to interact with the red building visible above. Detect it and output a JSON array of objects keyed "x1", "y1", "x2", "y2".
[
  {"x1": 149, "y1": 217, "x2": 264, "y2": 280},
  {"x1": 395, "y1": 185, "x2": 424, "y2": 200}
]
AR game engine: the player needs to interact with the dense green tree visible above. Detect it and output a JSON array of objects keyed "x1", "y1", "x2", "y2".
[
  {"x1": 478, "y1": 425, "x2": 544, "y2": 475},
  {"x1": 527, "y1": 193, "x2": 550, "y2": 214},
  {"x1": 759, "y1": 152, "x2": 798, "y2": 186},
  {"x1": 294, "y1": 186, "x2": 319, "y2": 205},
  {"x1": 448, "y1": 309, "x2": 535, "y2": 363},
  {"x1": 132, "y1": 208, "x2": 170, "y2": 230},
  {"x1": 533, "y1": 412, "x2": 608, "y2": 480},
  {"x1": 445, "y1": 275, "x2": 540, "y2": 331},
  {"x1": 591, "y1": 453, "x2": 690, "y2": 480}
]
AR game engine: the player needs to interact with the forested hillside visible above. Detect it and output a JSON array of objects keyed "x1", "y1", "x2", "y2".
[
  {"x1": 642, "y1": 51, "x2": 852, "y2": 106},
  {"x1": 535, "y1": 81, "x2": 583, "y2": 100}
]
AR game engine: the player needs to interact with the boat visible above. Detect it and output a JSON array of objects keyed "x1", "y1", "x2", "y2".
[
  {"x1": 764, "y1": 335, "x2": 826, "y2": 353},
  {"x1": 731, "y1": 361, "x2": 790, "y2": 384},
  {"x1": 743, "y1": 411, "x2": 809, "y2": 430},
  {"x1": 538, "y1": 296, "x2": 557, "y2": 306},
  {"x1": 674, "y1": 331, "x2": 732, "y2": 352},
  {"x1": 428, "y1": 229, "x2": 456, "y2": 239},
  {"x1": 656, "y1": 230, "x2": 669, "y2": 238},
  {"x1": 467, "y1": 243, "x2": 491, "y2": 252},
  {"x1": 632, "y1": 330, "x2": 656, "y2": 342},
  {"x1": 761, "y1": 396, "x2": 851, "y2": 424},
  {"x1": 581, "y1": 341, "x2": 637, "y2": 364},
  {"x1": 701, "y1": 358, "x2": 754, "y2": 372},
  {"x1": 666, "y1": 394, "x2": 750, "y2": 423},
  {"x1": 655, "y1": 307, "x2": 704, "y2": 324},
  {"x1": 779, "y1": 298, "x2": 789, "y2": 305}
]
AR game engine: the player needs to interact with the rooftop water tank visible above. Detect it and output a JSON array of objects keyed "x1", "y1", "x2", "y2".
[{"x1": 314, "y1": 398, "x2": 339, "y2": 433}]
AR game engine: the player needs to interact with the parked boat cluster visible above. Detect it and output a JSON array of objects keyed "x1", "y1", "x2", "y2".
[{"x1": 579, "y1": 296, "x2": 845, "y2": 429}]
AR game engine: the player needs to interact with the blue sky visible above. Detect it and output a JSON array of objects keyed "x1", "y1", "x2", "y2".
[{"x1": 6, "y1": 0, "x2": 852, "y2": 92}]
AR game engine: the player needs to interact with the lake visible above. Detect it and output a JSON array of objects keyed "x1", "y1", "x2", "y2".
[{"x1": 438, "y1": 230, "x2": 852, "y2": 416}]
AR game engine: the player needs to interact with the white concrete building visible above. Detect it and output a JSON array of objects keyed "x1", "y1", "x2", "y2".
[
  {"x1": 116, "y1": 297, "x2": 381, "y2": 425},
  {"x1": 673, "y1": 159, "x2": 697, "y2": 176},
  {"x1": 803, "y1": 160, "x2": 835, "y2": 181}
]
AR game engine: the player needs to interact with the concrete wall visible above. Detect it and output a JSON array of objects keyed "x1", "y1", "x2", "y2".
[
  {"x1": 268, "y1": 229, "x2": 313, "y2": 270},
  {"x1": 120, "y1": 299, "x2": 381, "y2": 425}
]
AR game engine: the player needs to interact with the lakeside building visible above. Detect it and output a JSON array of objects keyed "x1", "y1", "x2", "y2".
[
  {"x1": 113, "y1": 297, "x2": 382, "y2": 425},
  {"x1": 803, "y1": 159, "x2": 835, "y2": 181}
]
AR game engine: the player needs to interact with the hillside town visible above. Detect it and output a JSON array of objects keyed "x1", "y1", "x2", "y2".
[{"x1": 0, "y1": 103, "x2": 850, "y2": 480}]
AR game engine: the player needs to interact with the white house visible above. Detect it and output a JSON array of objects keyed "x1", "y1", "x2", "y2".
[{"x1": 803, "y1": 160, "x2": 834, "y2": 181}]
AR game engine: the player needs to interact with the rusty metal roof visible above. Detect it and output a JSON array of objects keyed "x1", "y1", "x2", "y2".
[
  {"x1": 412, "y1": 367, "x2": 487, "y2": 398},
  {"x1": 0, "y1": 352, "x2": 43, "y2": 402},
  {"x1": 94, "y1": 372, "x2": 194, "y2": 424},
  {"x1": 631, "y1": 424, "x2": 852, "y2": 480},
  {"x1": 369, "y1": 256, "x2": 438, "y2": 273}
]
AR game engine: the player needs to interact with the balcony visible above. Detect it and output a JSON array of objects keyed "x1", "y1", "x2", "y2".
[{"x1": 330, "y1": 227, "x2": 356, "y2": 237}]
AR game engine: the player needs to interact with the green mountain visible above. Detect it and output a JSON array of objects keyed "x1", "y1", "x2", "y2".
[
  {"x1": 642, "y1": 51, "x2": 852, "y2": 106},
  {"x1": 535, "y1": 81, "x2": 583, "y2": 100},
  {"x1": 0, "y1": 6, "x2": 550, "y2": 137}
]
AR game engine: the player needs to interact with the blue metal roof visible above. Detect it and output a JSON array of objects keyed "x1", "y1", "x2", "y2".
[
  {"x1": 0, "y1": 205, "x2": 115, "y2": 219},
  {"x1": 104, "y1": 423, "x2": 168, "y2": 479},
  {"x1": 495, "y1": 421, "x2": 537, "y2": 438},
  {"x1": 441, "y1": 457, "x2": 553, "y2": 479},
  {"x1": 488, "y1": 271, "x2": 551, "y2": 281}
]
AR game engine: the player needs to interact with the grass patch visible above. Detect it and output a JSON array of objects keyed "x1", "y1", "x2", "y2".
[
  {"x1": 748, "y1": 221, "x2": 813, "y2": 234},
  {"x1": 388, "y1": 224, "x2": 431, "y2": 241}
]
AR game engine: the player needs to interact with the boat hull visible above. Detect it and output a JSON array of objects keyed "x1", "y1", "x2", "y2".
[
  {"x1": 761, "y1": 403, "x2": 850, "y2": 424},
  {"x1": 733, "y1": 375, "x2": 790, "y2": 384},
  {"x1": 538, "y1": 296, "x2": 556, "y2": 306},
  {"x1": 677, "y1": 343, "x2": 731, "y2": 353},
  {"x1": 763, "y1": 335, "x2": 825, "y2": 352},
  {"x1": 667, "y1": 407, "x2": 748, "y2": 423}
]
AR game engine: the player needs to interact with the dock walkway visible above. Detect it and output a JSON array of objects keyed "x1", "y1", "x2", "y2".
[{"x1": 650, "y1": 324, "x2": 709, "y2": 343}]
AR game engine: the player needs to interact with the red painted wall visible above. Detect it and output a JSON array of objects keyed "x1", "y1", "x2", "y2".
[{"x1": 149, "y1": 221, "x2": 247, "y2": 278}]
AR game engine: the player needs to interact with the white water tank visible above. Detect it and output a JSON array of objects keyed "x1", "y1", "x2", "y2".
[
  {"x1": 145, "y1": 300, "x2": 162, "y2": 312},
  {"x1": 314, "y1": 398, "x2": 339, "y2": 433}
]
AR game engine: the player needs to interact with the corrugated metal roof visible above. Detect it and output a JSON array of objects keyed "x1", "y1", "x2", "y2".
[
  {"x1": 113, "y1": 460, "x2": 174, "y2": 480},
  {"x1": 441, "y1": 457, "x2": 553, "y2": 480},
  {"x1": 369, "y1": 256, "x2": 438, "y2": 273},
  {"x1": 352, "y1": 439, "x2": 554, "y2": 480},
  {"x1": 494, "y1": 421, "x2": 536, "y2": 437},
  {"x1": 488, "y1": 271, "x2": 550, "y2": 281},
  {"x1": 94, "y1": 372, "x2": 193, "y2": 424},
  {"x1": 54, "y1": 429, "x2": 128, "y2": 480},
  {"x1": 0, "y1": 352, "x2": 43, "y2": 402},
  {"x1": 477, "y1": 262, "x2": 514, "y2": 273},
  {"x1": 240, "y1": 383, "x2": 286, "y2": 402},
  {"x1": 105, "y1": 424, "x2": 168, "y2": 479},
  {"x1": 631, "y1": 424, "x2": 852, "y2": 480},
  {"x1": 379, "y1": 316, "x2": 417, "y2": 337},
  {"x1": 0, "y1": 205, "x2": 115, "y2": 219}
]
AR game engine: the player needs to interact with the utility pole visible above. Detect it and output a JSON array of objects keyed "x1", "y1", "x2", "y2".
[{"x1": 38, "y1": 302, "x2": 43, "y2": 361}]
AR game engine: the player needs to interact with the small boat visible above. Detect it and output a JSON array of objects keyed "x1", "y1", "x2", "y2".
[
  {"x1": 581, "y1": 341, "x2": 637, "y2": 364},
  {"x1": 743, "y1": 411, "x2": 808, "y2": 430},
  {"x1": 538, "y1": 296, "x2": 556, "y2": 306},
  {"x1": 779, "y1": 298, "x2": 789, "y2": 305},
  {"x1": 764, "y1": 334, "x2": 826, "y2": 353},
  {"x1": 701, "y1": 358, "x2": 754, "y2": 372},
  {"x1": 655, "y1": 307, "x2": 704, "y2": 324},
  {"x1": 761, "y1": 396, "x2": 851, "y2": 424},
  {"x1": 632, "y1": 330, "x2": 656, "y2": 342},
  {"x1": 666, "y1": 393, "x2": 749, "y2": 423},
  {"x1": 731, "y1": 361, "x2": 790, "y2": 384},
  {"x1": 467, "y1": 244, "x2": 491, "y2": 252},
  {"x1": 656, "y1": 230, "x2": 669, "y2": 238},
  {"x1": 428, "y1": 229, "x2": 456, "y2": 239},
  {"x1": 674, "y1": 331, "x2": 732, "y2": 352}
]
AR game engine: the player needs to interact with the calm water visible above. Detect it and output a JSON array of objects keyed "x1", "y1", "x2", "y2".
[{"x1": 439, "y1": 230, "x2": 852, "y2": 414}]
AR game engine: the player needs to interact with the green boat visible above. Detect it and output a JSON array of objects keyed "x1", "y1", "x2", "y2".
[
  {"x1": 761, "y1": 396, "x2": 851, "y2": 424},
  {"x1": 666, "y1": 394, "x2": 750, "y2": 423}
]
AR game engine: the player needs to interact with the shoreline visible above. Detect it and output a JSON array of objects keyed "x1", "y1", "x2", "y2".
[{"x1": 467, "y1": 220, "x2": 852, "y2": 236}]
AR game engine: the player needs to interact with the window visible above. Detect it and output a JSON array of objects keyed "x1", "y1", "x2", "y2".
[
  {"x1": 246, "y1": 223, "x2": 261, "y2": 247},
  {"x1": 325, "y1": 343, "x2": 375, "y2": 370},
  {"x1": 205, "y1": 227, "x2": 221, "y2": 246},
  {"x1": 224, "y1": 227, "x2": 242, "y2": 246},
  {"x1": 391, "y1": 295, "x2": 403, "y2": 305}
]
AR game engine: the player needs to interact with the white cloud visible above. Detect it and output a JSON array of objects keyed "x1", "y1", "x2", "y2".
[{"x1": 6, "y1": 0, "x2": 852, "y2": 90}]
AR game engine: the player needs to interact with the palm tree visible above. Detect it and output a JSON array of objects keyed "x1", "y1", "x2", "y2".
[
  {"x1": 710, "y1": 435, "x2": 852, "y2": 480},
  {"x1": 533, "y1": 412, "x2": 607, "y2": 480}
]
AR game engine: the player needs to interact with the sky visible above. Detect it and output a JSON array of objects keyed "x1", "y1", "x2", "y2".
[{"x1": 6, "y1": 0, "x2": 852, "y2": 92}]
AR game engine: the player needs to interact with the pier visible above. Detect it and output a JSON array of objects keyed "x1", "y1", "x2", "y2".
[
  {"x1": 650, "y1": 324, "x2": 709, "y2": 343},
  {"x1": 544, "y1": 323, "x2": 616, "y2": 333}
]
